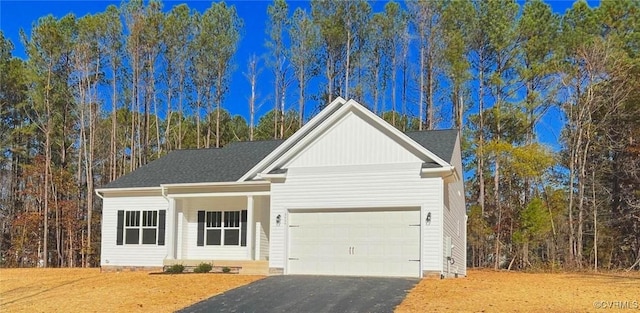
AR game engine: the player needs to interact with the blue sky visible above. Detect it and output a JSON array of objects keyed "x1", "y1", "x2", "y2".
[{"x1": 1, "y1": 0, "x2": 599, "y2": 150}]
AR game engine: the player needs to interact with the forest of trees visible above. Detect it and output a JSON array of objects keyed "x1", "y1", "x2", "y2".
[{"x1": 0, "y1": 0, "x2": 638, "y2": 270}]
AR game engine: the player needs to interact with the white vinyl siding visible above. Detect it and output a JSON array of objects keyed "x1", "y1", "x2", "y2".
[
  {"x1": 443, "y1": 136, "x2": 467, "y2": 276},
  {"x1": 269, "y1": 163, "x2": 443, "y2": 275},
  {"x1": 254, "y1": 196, "x2": 270, "y2": 261},
  {"x1": 101, "y1": 196, "x2": 169, "y2": 267}
]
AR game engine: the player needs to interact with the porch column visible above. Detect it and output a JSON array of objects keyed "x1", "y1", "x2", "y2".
[
  {"x1": 247, "y1": 195, "x2": 254, "y2": 260},
  {"x1": 176, "y1": 209, "x2": 184, "y2": 259},
  {"x1": 166, "y1": 198, "x2": 176, "y2": 259}
]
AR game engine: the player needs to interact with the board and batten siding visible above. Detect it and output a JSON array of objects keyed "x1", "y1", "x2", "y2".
[
  {"x1": 100, "y1": 195, "x2": 169, "y2": 267},
  {"x1": 269, "y1": 163, "x2": 443, "y2": 275},
  {"x1": 284, "y1": 111, "x2": 424, "y2": 168},
  {"x1": 442, "y1": 135, "x2": 467, "y2": 277}
]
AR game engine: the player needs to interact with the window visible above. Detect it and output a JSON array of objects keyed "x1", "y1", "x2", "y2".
[
  {"x1": 125, "y1": 211, "x2": 141, "y2": 244},
  {"x1": 142, "y1": 210, "x2": 158, "y2": 244},
  {"x1": 117, "y1": 210, "x2": 165, "y2": 246},
  {"x1": 197, "y1": 210, "x2": 247, "y2": 247},
  {"x1": 224, "y1": 211, "x2": 240, "y2": 245},
  {"x1": 206, "y1": 211, "x2": 222, "y2": 245}
]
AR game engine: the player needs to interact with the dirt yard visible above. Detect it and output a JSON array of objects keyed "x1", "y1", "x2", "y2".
[
  {"x1": 397, "y1": 269, "x2": 640, "y2": 313},
  {"x1": 1, "y1": 268, "x2": 638, "y2": 312},
  {"x1": 0, "y1": 268, "x2": 263, "y2": 312}
]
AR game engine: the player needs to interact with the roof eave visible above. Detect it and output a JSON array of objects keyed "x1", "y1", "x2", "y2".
[
  {"x1": 160, "y1": 180, "x2": 270, "y2": 188},
  {"x1": 95, "y1": 186, "x2": 162, "y2": 193}
]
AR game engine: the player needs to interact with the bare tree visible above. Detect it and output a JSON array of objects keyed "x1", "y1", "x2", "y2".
[{"x1": 244, "y1": 54, "x2": 262, "y2": 141}]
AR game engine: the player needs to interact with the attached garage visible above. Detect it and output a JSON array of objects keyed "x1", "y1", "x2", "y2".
[{"x1": 287, "y1": 209, "x2": 421, "y2": 277}]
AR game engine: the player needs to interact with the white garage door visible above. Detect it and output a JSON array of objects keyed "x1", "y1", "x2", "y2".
[{"x1": 288, "y1": 209, "x2": 420, "y2": 277}]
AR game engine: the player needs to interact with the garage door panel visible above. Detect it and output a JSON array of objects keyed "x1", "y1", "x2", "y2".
[{"x1": 288, "y1": 209, "x2": 420, "y2": 277}]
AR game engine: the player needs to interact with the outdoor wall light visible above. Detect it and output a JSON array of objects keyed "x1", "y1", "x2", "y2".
[
  {"x1": 276, "y1": 214, "x2": 281, "y2": 226},
  {"x1": 426, "y1": 212, "x2": 432, "y2": 224}
]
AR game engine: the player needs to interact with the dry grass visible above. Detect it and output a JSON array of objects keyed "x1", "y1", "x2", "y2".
[
  {"x1": 2, "y1": 268, "x2": 639, "y2": 313},
  {"x1": 0, "y1": 268, "x2": 263, "y2": 312},
  {"x1": 396, "y1": 269, "x2": 640, "y2": 313}
]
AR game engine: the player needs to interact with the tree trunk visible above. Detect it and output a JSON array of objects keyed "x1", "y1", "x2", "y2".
[
  {"x1": 426, "y1": 14, "x2": 435, "y2": 131},
  {"x1": 327, "y1": 56, "x2": 333, "y2": 104},
  {"x1": 298, "y1": 68, "x2": 305, "y2": 129},
  {"x1": 592, "y1": 170, "x2": 597, "y2": 272},
  {"x1": 274, "y1": 69, "x2": 279, "y2": 139},
  {"x1": 110, "y1": 66, "x2": 117, "y2": 181},
  {"x1": 478, "y1": 61, "x2": 486, "y2": 215},
  {"x1": 345, "y1": 28, "x2": 350, "y2": 99},
  {"x1": 391, "y1": 55, "x2": 397, "y2": 126},
  {"x1": 419, "y1": 40, "x2": 425, "y2": 131}
]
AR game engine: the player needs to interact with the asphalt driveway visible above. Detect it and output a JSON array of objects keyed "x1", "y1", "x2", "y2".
[{"x1": 178, "y1": 275, "x2": 419, "y2": 313}]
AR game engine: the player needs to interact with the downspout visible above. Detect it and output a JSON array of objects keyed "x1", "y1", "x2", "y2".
[
  {"x1": 94, "y1": 189, "x2": 104, "y2": 272},
  {"x1": 160, "y1": 185, "x2": 175, "y2": 260}
]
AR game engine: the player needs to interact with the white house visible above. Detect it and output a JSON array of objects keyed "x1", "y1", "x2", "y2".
[{"x1": 96, "y1": 98, "x2": 466, "y2": 278}]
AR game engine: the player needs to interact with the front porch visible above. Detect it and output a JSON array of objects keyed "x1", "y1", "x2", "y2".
[{"x1": 162, "y1": 182, "x2": 271, "y2": 274}]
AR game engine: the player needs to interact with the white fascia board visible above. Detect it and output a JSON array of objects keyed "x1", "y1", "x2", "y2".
[
  {"x1": 167, "y1": 191, "x2": 271, "y2": 198},
  {"x1": 95, "y1": 187, "x2": 163, "y2": 199},
  {"x1": 95, "y1": 186, "x2": 162, "y2": 193},
  {"x1": 160, "y1": 181, "x2": 270, "y2": 188},
  {"x1": 237, "y1": 97, "x2": 347, "y2": 182}
]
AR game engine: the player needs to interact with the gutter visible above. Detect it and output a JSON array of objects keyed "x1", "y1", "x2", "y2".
[
  {"x1": 160, "y1": 180, "x2": 270, "y2": 188},
  {"x1": 421, "y1": 166, "x2": 459, "y2": 182},
  {"x1": 94, "y1": 186, "x2": 163, "y2": 193}
]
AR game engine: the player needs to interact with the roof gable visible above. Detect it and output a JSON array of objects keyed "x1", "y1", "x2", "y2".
[
  {"x1": 241, "y1": 99, "x2": 452, "y2": 180},
  {"x1": 284, "y1": 110, "x2": 423, "y2": 168}
]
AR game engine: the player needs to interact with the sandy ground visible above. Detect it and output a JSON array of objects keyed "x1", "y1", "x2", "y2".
[
  {"x1": 0, "y1": 268, "x2": 263, "y2": 312},
  {"x1": 396, "y1": 269, "x2": 640, "y2": 313},
  {"x1": 1, "y1": 268, "x2": 638, "y2": 312}
]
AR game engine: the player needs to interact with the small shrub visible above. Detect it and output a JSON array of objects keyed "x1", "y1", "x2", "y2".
[
  {"x1": 222, "y1": 266, "x2": 231, "y2": 273},
  {"x1": 194, "y1": 263, "x2": 213, "y2": 273},
  {"x1": 165, "y1": 264, "x2": 185, "y2": 274}
]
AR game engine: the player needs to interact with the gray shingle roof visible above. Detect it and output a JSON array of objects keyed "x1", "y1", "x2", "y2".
[
  {"x1": 104, "y1": 140, "x2": 284, "y2": 188},
  {"x1": 405, "y1": 129, "x2": 459, "y2": 164},
  {"x1": 103, "y1": 129, "x2": 458, "y2": 189}
]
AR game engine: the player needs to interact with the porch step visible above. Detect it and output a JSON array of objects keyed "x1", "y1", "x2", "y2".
[{"x1": 163, "y1": 259, "x2": 268, "y2": 275}]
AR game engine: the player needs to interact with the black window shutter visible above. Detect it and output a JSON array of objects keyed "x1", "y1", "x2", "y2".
[
  {"x1": 197, "y1": 210, "x2": 205, "y2": 246},
  {"x1": 157, "y1": 210, "x2": 166, "y2": 246},
  {"x1": 116, "y1": 210, "x2": 124, "y2": 245},
  {"x1": 241, "y1": 210, "x2": 247, "y2": 246}
]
